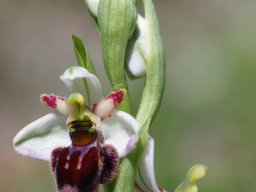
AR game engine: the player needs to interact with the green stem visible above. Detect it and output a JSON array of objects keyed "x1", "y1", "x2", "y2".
[
  {"x1": 113, "y1": 0, "x2": 165, "y2": 191},
  {"x1": 136, "y1": 0, "x2": 165, "y2": 126}
]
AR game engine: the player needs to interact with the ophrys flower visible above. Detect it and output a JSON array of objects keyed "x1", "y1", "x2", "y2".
[{"x1": 13, "y1": 66, "x2": 140, "y2": 192}]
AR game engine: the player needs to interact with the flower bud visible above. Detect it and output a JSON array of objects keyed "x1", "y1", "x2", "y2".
[
  {"x1": 175, "y1": 164, "x2": 208, "y2": 192},
  {"x1": 85, "y1": 0, "x2": 100, "y2": 16},
  {"x1": 98, "y1": 0, "x2": 137, "y2": 112},
  {"x1": 126, "y1": 15, "x2": 150, "y2": 78}
]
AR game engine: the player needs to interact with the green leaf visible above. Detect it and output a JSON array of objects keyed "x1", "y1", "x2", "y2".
[
  {"x1": 72, "y1": 35, "x2": 98, "y2": 106},
  {"x1": 98, "y1": 0, "x2": 137, "y2": 112},
  {"x1": 72, "y1": 35, "x2": 97, "y2": 75}
]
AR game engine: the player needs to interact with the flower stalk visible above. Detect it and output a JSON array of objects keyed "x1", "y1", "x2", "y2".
[
  {"x1": 112, "y1": 0, "x2": 165, "y2": 191},
  {"x1": 136, "y1": 0, "x2": 165, "y2": 125}
]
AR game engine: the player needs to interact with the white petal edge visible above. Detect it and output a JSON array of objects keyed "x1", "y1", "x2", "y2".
[
  {"x1": 126, "y1": 15, "x2": 149, "y2": 78},
  {"x1": 13, "y1": 113, "x2": 71, "y2": 161},
  {"x1": 136, "y1": 137, "x2": 161, "y2": 192},
  {"x1": 85, "y1": 0, "x2": 100, "y2": 17},
  {"x1": 136, "y1": 15, "x2": 150, "y2": 61},
  {"x1": 60, "y1": 66, "x2": 103, "y2": 107},
  {"x1": 100, "y1": 110, "x2": 140, "y2": 158}
]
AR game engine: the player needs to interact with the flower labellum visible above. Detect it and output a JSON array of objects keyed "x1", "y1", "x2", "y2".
[{"x1": 46, "y1": 93, "x2": 119, "y2": 192}]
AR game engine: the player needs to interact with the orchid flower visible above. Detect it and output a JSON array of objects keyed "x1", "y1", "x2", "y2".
[
  {"x1": 13, "y1": 0, "x2": 208, "y2": 190},
  {"x1": 13, "y1": 66, "x2": 140, "y2": 191}
]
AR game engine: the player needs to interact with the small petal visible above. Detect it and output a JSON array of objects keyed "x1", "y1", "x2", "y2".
[
  {"x1": 13, "y1": 113, "x2": 71, "y2": 161},
  {"x1": 85, "y1": 0, "x2": 100, "y2": 17},
  {"x1": 100, "y1": 110, "x2": 140, "y2": 157},
  {"x1": 92, "y1": 89, "x2": 126, "y2": 120},
  {"x1": 60, "y1": 66, "x2": 103, "y2": 107},
  {"x1": 136, "y1": 137, "x2": 161, "y2": 192},
  {"x1": 40, "y1": 94, "x2": 73, "y2": 116}
]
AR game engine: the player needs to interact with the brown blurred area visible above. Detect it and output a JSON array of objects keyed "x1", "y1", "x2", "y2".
[{"x1": 1, "y1": 0, "x2": 256, "y2": 191}]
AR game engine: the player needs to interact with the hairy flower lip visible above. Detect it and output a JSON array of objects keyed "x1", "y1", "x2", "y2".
[{"x1": 51, "y1": 144, "x2": 103, "y2": 192}]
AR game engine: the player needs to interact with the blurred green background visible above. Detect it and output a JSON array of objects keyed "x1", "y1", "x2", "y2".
[{"x1": 1, "y1": 0, "x2": 256, "y2": 191}]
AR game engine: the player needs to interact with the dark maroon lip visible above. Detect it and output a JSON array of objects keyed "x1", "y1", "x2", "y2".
[
  {"x1": 52, "y1": 146, "x2": 101, "y2": 192},
  {"x1": 51, "y1": 143, "x2": 119, "y2": 192}
]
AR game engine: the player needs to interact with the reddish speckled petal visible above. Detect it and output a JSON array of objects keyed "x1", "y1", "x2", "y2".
[
  {"x1": 40, "y1": 94, "x2": 73, "y2": 116},
  {"x1": 92, "y1": 89, "x2": 126, "y2": 120}
]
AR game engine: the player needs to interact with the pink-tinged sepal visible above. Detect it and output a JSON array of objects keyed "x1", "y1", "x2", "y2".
[
  {"x1": 40, "y1": 94, "x2": 73, "y2": 116},
  {"x1": 92, "y1": 89, "x2": 126, "y2": 120}
]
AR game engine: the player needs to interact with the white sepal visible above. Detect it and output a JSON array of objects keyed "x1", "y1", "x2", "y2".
[
  {"x1": 136, "y1": 137, "x2": 161, "y2": 192},
  {"x1": 60, "y1": 66, "x2": 103, "y2": 107},
  {"x1": 100, "y1": 110, "x2": 140, "y2": 157},
  {"x1": 13, "y1": 113, "x2": 71, "y2": 161}
]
